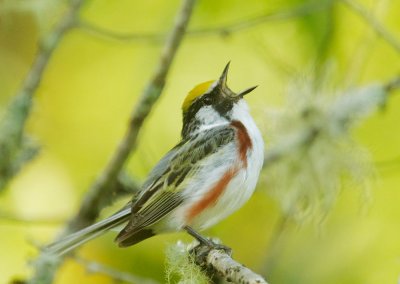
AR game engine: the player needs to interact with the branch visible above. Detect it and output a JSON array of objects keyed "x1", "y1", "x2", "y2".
[
  {"x1": 17, "y1": 0, "x2": 83, "y2": 98},
  {"x1": 75, "y1": 257, "x2": 160, "y2": 284},
  {"x1": 27, "y1": 0, "x2": 196, "y2": 283},
  {"x1": 340, "y1": 0, "x2": 400, "y2": 54},
  {"x1": 192, "y1": 243, "x2": 268, "y2": 284},
  {"x1": 76, "y1": 1, "x2": 328, "y2": 43},
  {"x1": 0, "y1": 0, "x2": 84, "y2": 191}
]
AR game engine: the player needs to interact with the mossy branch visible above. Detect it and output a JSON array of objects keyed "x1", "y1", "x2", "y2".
[
  {"x1": 167, "y1": 241, "x2": 268, "y2": 284},
  {"x1": 193, "y1": 246, "x2": 268, "y2": 284}
]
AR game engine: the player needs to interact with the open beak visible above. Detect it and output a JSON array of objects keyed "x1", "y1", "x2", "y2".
[{"x1": 217, "y1": 62, "x2": 257, "y2": 98}]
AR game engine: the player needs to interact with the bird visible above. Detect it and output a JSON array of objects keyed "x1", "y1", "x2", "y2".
[{"x1": 46, "y1": 62, "x2": 264, "y2": 255}]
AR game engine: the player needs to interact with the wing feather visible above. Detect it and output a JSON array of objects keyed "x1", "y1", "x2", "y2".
[{"x1": 116, "y1": 124, "x2": 235, "y2": 242}]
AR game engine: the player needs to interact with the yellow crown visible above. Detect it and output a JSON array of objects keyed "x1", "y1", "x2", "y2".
[{"x1": 182, "y1": 80, "x2": 215, "y2": 113}]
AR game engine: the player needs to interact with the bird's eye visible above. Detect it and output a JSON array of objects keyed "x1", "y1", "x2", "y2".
[{"x1": 202, "y1": 96, "x2": 212, "y2": 105}]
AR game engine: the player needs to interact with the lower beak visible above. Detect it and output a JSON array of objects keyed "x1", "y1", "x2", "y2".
[{"x1": 237, "y1": 85, "x2": 258, "y2": 97}]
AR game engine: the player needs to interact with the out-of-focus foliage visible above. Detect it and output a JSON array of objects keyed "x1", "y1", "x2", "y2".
[
  {"x1": 1, "y1": 0, "x2": 399, "y2": 283},
  {"x1": 265, "y1": 77, "x2": 387, "y2": 223}
]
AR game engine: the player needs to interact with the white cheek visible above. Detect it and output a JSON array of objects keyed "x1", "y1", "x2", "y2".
[{"x1": 195, "y1": 106, "x2": 228, "y2": 129}]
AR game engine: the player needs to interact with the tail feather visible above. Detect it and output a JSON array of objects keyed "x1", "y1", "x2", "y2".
[
  {"x1": 45, "y1": 208, "x2": 131, "y2": 256},
  {"x1": 116, "y1": 228, "x2": 155, "y2": 247}
]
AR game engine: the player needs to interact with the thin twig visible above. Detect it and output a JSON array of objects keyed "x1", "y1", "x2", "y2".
[
  {"x1": 19, "y1": 0, "x2": 83, "y2": 100},
  {"x1": 75, "y1": 257, "x2": 160, "y2": 284},
  {"x1": 192, "y1": 243, "x2": 268, "y2": 284},
  {"x1": 342, "y1": 0, "x2": 390, "y2": 86},
  {"x1": 0, "y1": 0, "x2": 84, "y2": 191},
  {"x1": 27, "y1": 1, "x2": 196, "y2": 283},
  {"x1": 77, "y1": 1, "x2": 328, "y2": 43},
  {"x1": 340, "y1": 0, "x2": 400, "y2": 54}
]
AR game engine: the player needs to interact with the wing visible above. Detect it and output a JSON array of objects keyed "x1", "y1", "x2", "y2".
[{"x1": 116, "y1": 124, "x2": 235, "y2": 246}]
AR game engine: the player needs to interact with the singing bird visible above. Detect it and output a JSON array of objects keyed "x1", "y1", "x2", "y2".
[{"x1": 47, "y1": 63, "x2": 264, "y2": 255}]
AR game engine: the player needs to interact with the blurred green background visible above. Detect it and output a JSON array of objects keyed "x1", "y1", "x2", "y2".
[{"x1": 1, "y1": 0, "x2": 399, "y2": 283}]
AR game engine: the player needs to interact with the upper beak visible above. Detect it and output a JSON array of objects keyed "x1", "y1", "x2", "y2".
[
  {"x1": 218, "y1": 61, "x2": 230, "y2": 89},
  {"x1": 217, "y1": 62, "x2": 257, "y2": 98}
]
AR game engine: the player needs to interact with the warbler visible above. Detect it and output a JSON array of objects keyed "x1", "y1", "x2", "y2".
[{"x1": 47, "y1": 63, "x2": 264, "y2": 255}]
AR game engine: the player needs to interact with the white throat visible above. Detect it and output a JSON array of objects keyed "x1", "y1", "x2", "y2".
[
  {"x1": 195, "y1": 105, "x2": 229, "y2": 132},
  {"x1": 194, "y1": 100, "x2": 258, "y2": 132}
]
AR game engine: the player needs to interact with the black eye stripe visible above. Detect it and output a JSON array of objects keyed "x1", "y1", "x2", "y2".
[{"x1": 181, "y1": 88, "x2": 237, "y2": 138}]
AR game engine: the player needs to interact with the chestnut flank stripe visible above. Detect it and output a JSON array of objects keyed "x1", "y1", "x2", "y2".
[
  {"x1": 185, "y1": 121, "x2": 252, "y2": 222},
  {"x1": 186, "y1": 168, "x2": 237, "y2": 222},
  {"x1": 231, "y1": 120, "x2": 252, "y2": 167}
]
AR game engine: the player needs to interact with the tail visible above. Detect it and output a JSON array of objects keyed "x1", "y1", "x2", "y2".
[{"x1": 45, "y1": 207, "x2": 131, "y2": 256}]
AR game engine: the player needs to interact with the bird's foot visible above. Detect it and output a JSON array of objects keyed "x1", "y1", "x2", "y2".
[{"x1": 184, "y1": 225, "x2": 232, "y2": 260}]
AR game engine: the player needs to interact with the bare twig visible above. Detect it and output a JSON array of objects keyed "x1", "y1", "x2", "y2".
[
  {"x1": 0, "y1": 0, "x2": 84, "y2": 191},
  {"x1": 27, "y1": 1, "x2": 196, "y2": 283},
  {"x1": 342, "y1": 0, "x2": 391, "y2": 86},
  {"x1": 17, "y1": 0, "x2": 83, "y2": 100},
  {"x1": 76, "y1": 20, "x2": 164, "y2": 43},
  {"x1": 192, "y1": 243, "x2": 268, "y2": 284},
  {"x1": 77, "y1": 1, "x2": 328, "y2": 43},
  {"x1": 340, "y1": 0, "x2": 400, "y2": 54},
  {"x1": 75, "y1": 257, "x2": 160, "y2": 284}
]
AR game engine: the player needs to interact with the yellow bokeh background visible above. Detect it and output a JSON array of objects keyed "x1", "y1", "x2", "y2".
[{"x1": 1, "y1": 0, "x2": 399, "y2": 283}]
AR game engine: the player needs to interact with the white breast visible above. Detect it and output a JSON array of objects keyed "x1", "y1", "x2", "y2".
[
  {"x1": 169, "y1": 100, "x2": 264, "y2": 231},
  {"x1": 199, "y1": 100, "x2": 264, "y2": 229}
]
